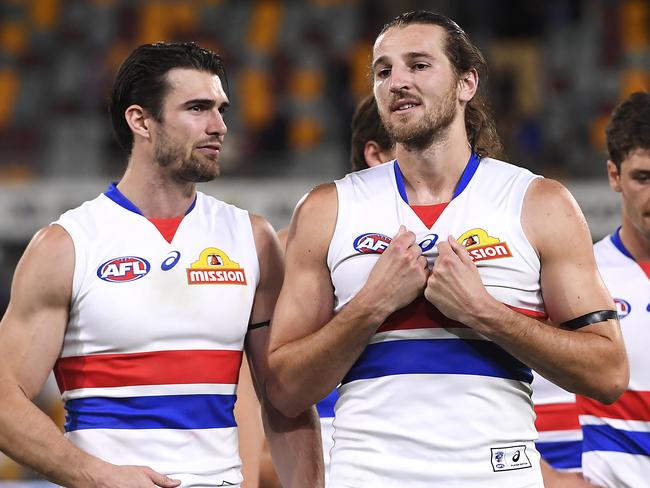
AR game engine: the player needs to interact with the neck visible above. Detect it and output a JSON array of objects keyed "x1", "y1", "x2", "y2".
[
  {"x1": 619, "y1": 219, "x2": 650, "y2": 262},
  {"x1": 117, "y1": 149, "x2": 196, "y2": 218},
  {"x1": 395, "y1": 119, "x2": 472, "y2": 205}
]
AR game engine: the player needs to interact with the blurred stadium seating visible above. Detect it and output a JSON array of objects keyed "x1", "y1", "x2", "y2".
[{"x1": 0, "y1": 0, "x2": 647, "y2": 481}]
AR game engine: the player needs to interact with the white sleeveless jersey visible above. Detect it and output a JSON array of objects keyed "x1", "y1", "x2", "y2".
[
  {"x1": 578, "y1": 231, "x2": 650, "y2": 488},
  {"x1": 531, "y1": 374, "x2": 582, "y2": 471},
  {"x1": 327, "y1": 156, "x2": 545, "y2": 487},
  {"x1": 52, "y1": 185, "x2": 259, "y2": 487}
]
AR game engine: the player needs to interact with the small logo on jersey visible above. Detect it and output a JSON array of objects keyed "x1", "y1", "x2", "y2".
[
  {"x1": 161, "y1": 251, "x2": 181, "y2": 271},
  {"x1": 457, "y1": 228, "x2": 512, "y2": 263},
  {"x1": 186, "y1": 248, "x2": 247, "y2": 285},
  {"x1": 353, "y1": 233, "x2": 392, "y2": 254},
  {"x1": 490, "y1": 445, "x2": 532, "y2": 472},
  {"x1": 97, "y1": 256, "x2": 150, "y2": 282},
  {"x1": 614, "y1": 298, "x2": 631, "y2": 319}
]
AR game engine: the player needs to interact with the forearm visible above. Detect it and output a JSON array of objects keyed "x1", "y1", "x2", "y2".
[
  {"x1": 269, "y1": 292, "x2": 387, "y2": 416},
  {"x1": 0, "y1": 382, "x2": 103, "y2": 487},
  {"x1": 470, "y1": 300, "x2": 627, "y2": 403},
  {"x1": 262, "y1": 401, "x2": 324, "y2": 488}
]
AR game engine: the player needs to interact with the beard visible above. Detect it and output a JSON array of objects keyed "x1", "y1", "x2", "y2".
[
  {"x1": 382, "y1": 83, "x2": 458, "y2": 151},
  {"x1": 154, "y1": 127, "x2": 220, "y2": 183}
]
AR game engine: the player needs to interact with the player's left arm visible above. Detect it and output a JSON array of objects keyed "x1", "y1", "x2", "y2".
[
  {"x1": 426, "y1": 178, "x2": 628, "y2": 404},
  {"x1": 244, "y1": 214, "x2": 324, "y2": 488}
]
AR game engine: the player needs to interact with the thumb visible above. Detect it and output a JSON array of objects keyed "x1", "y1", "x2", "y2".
[{"x1": 144, "y1": 467, "x2": 181, "y2": 487}]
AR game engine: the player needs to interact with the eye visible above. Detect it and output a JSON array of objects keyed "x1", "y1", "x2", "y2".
[
  {"x1": 375, "y1": 67, "x2": 391, "y2": 79},
  {"x1": 413, "y1": 62, "x2": 429, "y2": 71},
  {"x1": 189, "y1": 105, "x2": 204, "y2": 112},
  {"x1": 218, "y1": 104, "x2": 230, "y2": 115}
]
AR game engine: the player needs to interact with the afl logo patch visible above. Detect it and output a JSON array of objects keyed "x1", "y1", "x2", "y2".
[
  {"x1": 614, "y1": 298, "x2": 631, "y2": 319},
  {"x1": 97, "y1": 256, "x2": 151, "y2": 282},
  {"x1": 353, "y1": 233, "x2": 392, "y2": 254}
]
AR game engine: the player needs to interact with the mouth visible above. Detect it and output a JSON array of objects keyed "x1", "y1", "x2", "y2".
[
  {"x1": 195, "y1": 143, "x2": 222, "y2": 156},
  {"x1": 390, "y1": 99, "x2": 421, "y2": 113}
]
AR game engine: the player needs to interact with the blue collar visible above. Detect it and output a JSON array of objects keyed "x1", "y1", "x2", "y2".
[
  {"x1": 610, "y1": 227, "x2": 635, "y2": 261},
  {"x1": 104, "y1": 182, "x2": 197, "y2": 216},
  {"x1": 393, "y1": 153, "x2": 480, "y2": 205}
]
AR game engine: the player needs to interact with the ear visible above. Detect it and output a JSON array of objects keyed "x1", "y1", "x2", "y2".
[
  {"x1": 458, "y1": 69, "x2": 478, "y2": 103},
  {"x1": 124, "y1": 104, "x2": 152, "y2": 142},
  {"x1": 364, "y1": 141, "x2": 385, "y2": 168},
  {"x1": 606, "y1": 160, "x2": 622, "y2": 193}
]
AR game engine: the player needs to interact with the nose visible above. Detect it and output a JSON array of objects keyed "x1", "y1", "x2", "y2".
[
  {"x1": 389, "y1": 64, "x2": 412, "y2": 93},
  {"x1": 206, "y1": 109, "x2": 227, "y2": 137}
]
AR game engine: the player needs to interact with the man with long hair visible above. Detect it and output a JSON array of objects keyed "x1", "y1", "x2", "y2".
[{"x1": 267, "y1": 11, "x2": 627, "y2": 487}]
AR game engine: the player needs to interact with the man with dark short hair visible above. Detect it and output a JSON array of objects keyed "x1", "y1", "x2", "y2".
[
  {"x1": 576, "y1": 91, "x2": 650, "y2": 487},
  {"x1": 0, "y1": 42, "x2": 322, "y2": 488},
  {"x1": 267, "y1": 11, "x2": 627, "y2": 487}
]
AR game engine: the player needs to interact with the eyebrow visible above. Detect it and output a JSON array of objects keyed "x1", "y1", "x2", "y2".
[
  {"x1": 372, "y1": 51, "x2": 435, "y2": 70},
  {"x1": 183, "y1": 98, "x2": 230, "y2": 111}
]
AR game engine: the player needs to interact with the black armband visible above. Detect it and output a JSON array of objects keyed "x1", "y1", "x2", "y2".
[
  {"x1": 248, "y1": 320, "x2": 270, "y2": 331},
  {"x1": 560, "y1": 310, "x2": 618, "y2": 330}
]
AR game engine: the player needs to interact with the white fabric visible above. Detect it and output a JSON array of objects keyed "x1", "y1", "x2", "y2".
[{"x1": 327, "y1": 158, "x2": 544, "y2": 487}]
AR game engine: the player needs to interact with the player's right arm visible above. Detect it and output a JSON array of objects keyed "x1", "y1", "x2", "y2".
[
  {"x1": 267, "y1": 184, "x2": 428, "y2": 417},
  {"x1": 0, "y1": 225, "x2": 179, "y2": 488}
]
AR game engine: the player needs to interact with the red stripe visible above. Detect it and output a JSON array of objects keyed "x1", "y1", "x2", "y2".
[
  {"x1": 535, "y1": 402, "x2": 581, "y2": 431},
  {"x1": 378, "y1": 300, "x2": 546, "y2": 333},
  {"x1": 378, "y1": 297, "x2": 466, "y2": 333},
  {"x1": 639, "y1": 262, "x2": 650, "y2": 280},
  {"x1": 54, "y1": 349, "x2": 242, "y2": 393},
  {"x1": 577, "y1": 390, "x2": 650, "y2": 422},
  {"x1": 507, "y1": 304, "x2": 547, "y2": 319}
]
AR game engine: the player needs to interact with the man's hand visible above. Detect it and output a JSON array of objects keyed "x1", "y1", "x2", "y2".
[
  {"x1": 90, "y1": 464, "x2": 181, "y2": 488},
  {"x1": 361, "y1": 226, "x2": 429, "y2": 318},
  {"x1": 424, "y1": 235, "x2": 494, "y2": 325}
]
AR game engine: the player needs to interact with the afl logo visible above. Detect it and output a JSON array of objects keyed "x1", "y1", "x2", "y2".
[
  {"x1": 353, "y1": 233, "x2": 392, "y2": 254},
  {"x1": 614, "y1": 298, "x2": 631, "y2": 319},
  {"x1": 97, "y1": 256, "x2": 151, "y2": 283}
]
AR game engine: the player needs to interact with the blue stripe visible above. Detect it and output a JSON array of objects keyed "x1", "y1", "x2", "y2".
[
  {"x1": 582, "y1": 424, "x2": 650, "y2": 456},
  {"x1": 536, "y1": 440, "x2": 582, "y2": 470},
  {"x1": 393, "y1": 153, "x2": 480, "y2": 204},
  {"x1": 610, "y1": 227, "x2": 635, "y2": 260},
  {"x1": 104, "y1": 183, "x2": 197, "y2": 216},
  {"x1": 316, "y1": 389, "x2": 339, "y2": 418},
  {"x1": 65, "y1": 394, "x2": 236, "y2": 431},
  {"x1": 342, "y1": 339, "x2": 532, "y2": 384},
  {"x1": 453, "y1": 152, "x2": 480, "y2": 199}
]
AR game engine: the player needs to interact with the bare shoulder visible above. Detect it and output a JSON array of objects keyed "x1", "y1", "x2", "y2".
[
  {"x1": 17, "y1": 224, "x2": 75, "y2": 288},
  {"x1": 522, "y1": 177, "x2": 590, "y2": 255},
  {"x1": 249, "y1": 213, "x2": 277, "y2": 244}
]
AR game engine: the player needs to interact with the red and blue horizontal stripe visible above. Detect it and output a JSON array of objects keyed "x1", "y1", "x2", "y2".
[
  {"x1": 535, "y1": 403, "x2": 582, "y2": 470},
  {"x1": 578, "y1": 390, "x2": 650, "y2": 456},
  {"x1": 344, "y1": 299, "x2": 534, "y2": 384},
  {"x1": 54, "y1": 349, "x2": 242, "y2": 432}
]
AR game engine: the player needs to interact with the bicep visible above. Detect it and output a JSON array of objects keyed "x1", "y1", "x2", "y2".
[
  {"x1": 268, "y1": 184, "x2": 337, "y2": 352},
  {"x1": 0, "y1": 225, "x2": 73, "y2": 398},
  {"x1": 523, "y1": 179, "x2": 615, "y2": 324}
]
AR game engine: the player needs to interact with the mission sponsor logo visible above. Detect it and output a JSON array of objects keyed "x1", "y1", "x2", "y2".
[
  {"x1": 614, "y1": 298, "x2": 631, "y2": 319},
  {"x1": 457, "y1": 228, "x2": 512, "y2": 262},
  {"x1": 97, "y1": 256, "x2": 151, "y2": 283},
  {"x1": 186, "y1": 248, "x2": 247, "y2": 285}
]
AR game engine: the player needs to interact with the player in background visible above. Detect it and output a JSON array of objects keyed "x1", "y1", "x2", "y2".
[
  {"x1": 576, "y1": 91, "x2": 650, "y2": 487},
  {"x1": 0, "y1": 42, "x2": 322, "y2": 488},
  {"x1": 267, "y1": 11, "x2": 627, "y2": 487}
]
